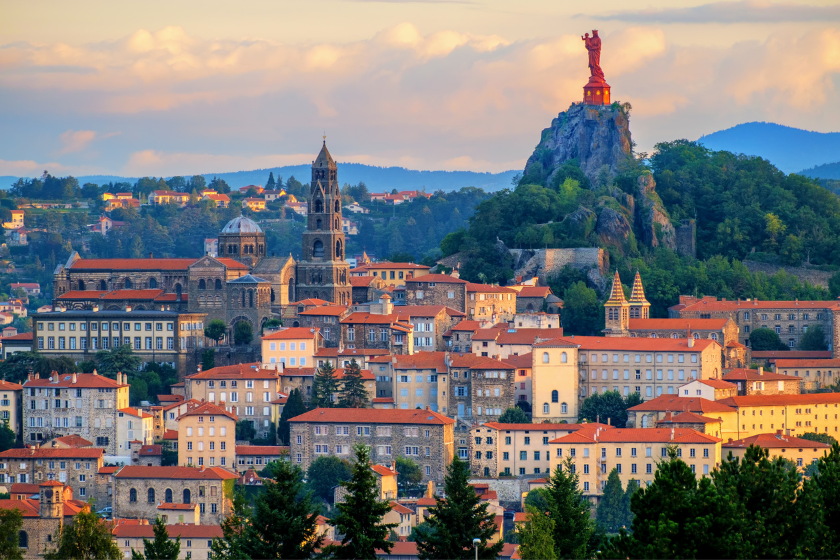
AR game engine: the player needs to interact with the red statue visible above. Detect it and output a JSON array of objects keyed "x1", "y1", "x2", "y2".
[{"x1": 582, "y1": 30, "x2": 605, "y2": 83}]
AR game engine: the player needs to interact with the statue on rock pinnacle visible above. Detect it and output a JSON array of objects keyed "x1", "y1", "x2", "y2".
[{"x1": 581, "y1": 30, "x2": 610, "y2": 105}]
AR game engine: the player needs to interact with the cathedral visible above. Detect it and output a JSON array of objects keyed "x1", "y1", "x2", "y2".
[{"x1": 52, "y1": 142, "x2": 351, "y2": 337}]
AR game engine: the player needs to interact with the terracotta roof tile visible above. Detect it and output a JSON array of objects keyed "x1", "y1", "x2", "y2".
[
  {"x1": 290, "y1": 407, "x2": 455, "y2": 425},
  {"x1": 177, "y1": 401, "x2": 237, "y2": 421},
  {"x1": 298, "y1": 305, "x2": 348, "y2": 317},
  {"x1": 550, "y1": 427, "x2": 721, "y2": 444},
  {"x1": 0, "y1": 380, "x2": 22, "y2": 390},
  {"x1": 719, "y1": 394, "x2": 840, "y2": 407},
  {"x1": 280, "y1": 367, "x2": 316, "y2": 378},
  {"x1": 262, "y1": 327, "x2": 320, "y2": 340},
  {"x1": 658, "y1": 411, "x2": 723, "y2": 424},
  {"x1": 694, "y1": 379, "x2": 738, "y2": 389},
  {"x1": 101, "y1": 289, "x2": 164, "y2": 300},
  {"x1": 53, "y1": 434, "x2": 93, "y2": 447},
  {"x1": 70, "y1": 258, "x2": 197, "y2": 271},
  {"x1": 186, "y1": 363, "x2": 279, "y2": 380},
  {"x1": 58, "y1": 290, "x2": 109, "y2": 300},
  {"x1": 389, "y1": 501, "x2": 414, "y2": 514},
  {"x1": 629, "y1": 318, "x2": 729, "y2": 330},
  {"x1": 24, "y1": 373, "x2": 127, "y2": 389},
  {"x1": 628, "y1": 395, "x2": 736, "y2": 414},
  {"x1": 162, "y1": 429, "x2": 179, "y2": 440},
  {"x1": 396, "y1": 305, "x2": 466, "y2": 318},
  {"x1": 722, "y1": 433, "x2": 832, "y2": 449},
  {"x1": 235, "y1": 445, "x2": 286, "y2": 455},
  {"x1": 482, "y1": 422, "x2": 612, "y2": 432},
  {"x1": 350, "y1": 276, "x2": 378, "y2": 287},
  {"x1": 775, "y1": 359, "x2": 840, "y2": 368},
  {"x1": 517, "y1": 286, "x2": 552, "y2": 298},
  {"x1": 681, "y1": 299, "x2": 840, "y2": 312},
  {"x1": 406, "y1": 274, "x2": 468, "y2": 284},
  {"x1": 751, "y1": 351, "x2": 833, "y2": 359},
  {"x1": 449, "y1": 354, "x2": 513, "y2": 370},
  {"x1": 466, "y1": 283, "x2": 517, "y2": 294},
  {"x1": 2, "y1": 332, "x2": 33, "y2": 341},
  {"x1": 501, "y1": 353, "x2": 532, "y2": 369},
  {"x1": 372, "y1": 465, "x2": 397, "y2": 476},
  {"x1": 138, "y1": 445, "x2": 162, "y2": 456},
  {"x1": 340, "y1": 312, "x2": 411, "y2": 325},
  {"x1": 722, "y1": 369, "x2": 799, "y2": 382},
  {"x1": 157, "y1": 503, "x2": 197, "y2": 510},
  {"x1": 292, "y1": 298, "x2": 332, "y2": 306},
  {"x1": 115, "y1": 466, "x2": 239, "y2": 480},
  {"x1": 536, "y1": 335, "x2": 717, "y2": 352}
]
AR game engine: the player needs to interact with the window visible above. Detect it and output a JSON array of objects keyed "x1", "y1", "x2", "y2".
[
  {"x1": 542, "y1": 352, "x2": 550, "y2": 363},
  {"x1": 551, "y1": 390, "x2": 558, "y2": 403},
  {"x1": 543, "y1": 403, "x2": 549, "y2": 414}
]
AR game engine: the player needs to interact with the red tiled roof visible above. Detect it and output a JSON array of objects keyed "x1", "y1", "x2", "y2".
[
  {"x1": 681, "y1": 299, "x2": 840, "y2": 312},
  {"x1": 536, "y1": 335, "x2": 717, "y2": 352},
  {"x1": 447, "y1": 320, "x2": 483, "y2": 332},
  {"x1": 339, "y1": 349, "x2": 391, "y2": 356},
  {"x1": 356, "y1": 262, "x2": 431, "y2": 270},
  {"x1": 501, "y1": 353, "x2": 532, "y2": 369},
  {"x1": 177, "y1": 401, "x2": 237, "y2": 421},
  {"x1": 775, "y1": 359, "x2": 840, "y2": 368},
  {"x1": 2, "y1": 332, "x2": 33, "y2": 341},
  {"x1": 350, "y1": 276, "x2": 378, "y2": 287},
  {"x1": 162, "y1": 429, "x2": 179, "y2": 440},
  {"x1": 406, "y1": 274, "x2": 468, "y2": 284},
  {"x1": 70, "y1": 258, "x2": 197, "y2": 271},
  {"x1": 628, "y1": 395, "x2": 736, "y2": 414},
  {"x1": 58, "y1": 290, "x2": 109, "y2": 300},
  {"x1": 299, "y1": 305, "x2": 348, "y2": 317},
  {"x1": 0, "y1": 498, "x2": 88, "y2": 518},
  {"x1": 186, "y1": 363, "x2": 279, "y2": 380},
  {"x1": 393, "y1": 352, "x2": 447, "y2": 372},
  {"x1": 115, "y1": 466, "x2": 239, "y2": 480},
  {"x1": 551, "y1": 427, "x2": 721, "y2": 444},
  {"x1": 390, "y1": 501, "x2": 414, "y2": 514},
  {"x1": 695, "y1": 379, "x2": 737, "y2": 389},
  {"x1": 290, "y1": 407, "x2": 455, "y2": 425},
  {"x1": 722, "y1": 369, "x2": 799, "y2": 382},
  {"x1": 113, "y1": 525, "x2": 223, "y2": 538},
  {"x1": 235, "y1": 445, "x2": 286, "y2": 456},
  {"x1": 0, "y1": 380, "x2": 22, "y2": 390},
  {"x1": 628, "y1": 318, "x2": 729, "y2": 330},
  {"x1": 372, "y1": 465, "x2": 397, "y2": 477},
  {"x1": 376, "y1": 542, "x2": 419, "y2": 557},
  {"x1": 340, "y1": 312, "x2": 411, "y2": 325},
  {"x1": 0, "y1": 448, "x2": 103, "y2": 459},
  {"x1": 280, "y1": 367, "x2": 316, "y2": 378},
  {"x1": 372, "y1": 397, "x2": 394, "y2": 404},
  {"x1": 24, "y1": 373, "x2": 127, "y2": 389},
  {"x1": 10, "y1": 483, "x2": 41, "y2": 495},
  {"x1": 333, "y1": 368, "x2": 375, "y2": 381},
  {"x1": 158, "y1": 395, "x2": 184, "y2": 403},
  {"x1": 719, "y1": 394, "x2": 840, "y2": 407},
  {"x1": 216, "y1": 258, "x2": 250, "y2": 270},
  {"x1": 138, "y1": 445, "x2": 162, "y2": 456},
  {"x1": 263, "y1": 327, "x2": 319, "y2": 340},
  {"x1": 396, "y1": 305, "x2": 466, "y2": 318},
  {"x1": 449, "y1": 354, "x2": 513, "y2": 370},
  {"x1": 119, "y1": 407, "x2": 153, "y2": 419},
  {"x1": 751, "y1": 351, "x2": 833, "y2": 359},
  {"x1": 53, "y1": 434, "x2": 93, "y2": 447},
  {"x1": 496, "y1": 328, "x2": 565, "y2": 345},
  {"x1": 157, "y1": 503, "x2": 197, "y2": 510},
  {"x1": 292, "y1": 298, "x2": 332, "y2": 306},
  {"x1": 314, "y1": 348, "x2": 339, "y2": 357},
  {"x1": 466, "y1": 283, "x2": 517, "y2": 294},
  {"x1": 101, "y1": 289, "x2": 164, "y2": 300},
  {"x1": 723, "y1": 433, "x2": 832, "y2": 449},
  {"x1": 99, "y1": 466, "x2": 119, "y2": 474},
  {"x1": 659, "y1": 411, "x2": 723, "y2": 424},
  {"x1": 482, "y1": 422, "x2": 612, "y2": 432},
  {"x1": 416, "y1": 497, "x2": 437, "y2": 506}
]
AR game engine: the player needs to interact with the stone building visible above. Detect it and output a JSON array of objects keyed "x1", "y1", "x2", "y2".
[
  {"x1": 722, "y1": 433, "x2": 830, "y2": 472},
  {"x1": 0, "y1": 447, "x2": 104, "y2": 502},
  {"x1": 448, "y1": 354, "x2": 515, "y2": 423},
  {"x1": 466, "y1": 284, "x2": 517, "y2": 323},
  {"x1": 513, "y1": 286, "x2": 563, "y2": 314},
  {"x1": 113, "y1": 465, "x2": 239, "y2": 525},
  {"x1": 443, "y1": 320, "x2": 483, "y2": 353},
  {"x1": 773, "y1": 358, "x2": 840, "y2": 390},
  {"x1": 289, "y1": 408, "x2": 455, "y2": 483},
  {"x1": 0, "y1": 379, "x2": 22, "y2": 434},
  {"x1": 395, "y1": 305, "x2": 465, "y2": 352},
  {"x1": 626, "y1": 395, "x2": 738, "y2": 436},
  {"x1": 654, "y1": 411, "x2": 724, "y2": 438},
  {"x1": 350, "y1": 262, "x2": 431, "y2": 288},
  {"x1": 404, "y1": 274, "x2": 468, "y2": 309},
  {"x1": 0, "y1": 481, "x2": 90, "y2": 560},
  {"x1": 340, "y1": 308, "x2": 414, "y2": 354},
  {"x1": 218, "y1": 216, "x2": 266, "y2": 267},
  {"x1": 22, "y1": 372, "x2": 130, "y2": 454},
  {"x1": 604, "y1": 271, "x2": 649, "y2": 337},
  {"x1": 184, "y1": 363, "x2": 281, "y2": 439},
  {"x1": 177, "y1": 401, "x2": 237, "y2": 469},
  {"x1": 350, "y1": 275, "x2": 387, "y2": 304},
  {"x1": 294, "y1": 305, "x2": 349, "y2": 347},
  {"x1": 722, "y1": 368, "x2": 801, "y2": 396},
  {"x1": 113, "y1": 522, "x2": 223, "y2": 560}
]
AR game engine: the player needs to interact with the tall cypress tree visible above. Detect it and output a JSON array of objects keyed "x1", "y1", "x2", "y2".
[
  {"x1": 415, "y1": 457, "x2": 503, "y2": 560},
  {"x1": 278, "y1": 388, "x2": 307, "y2": 445},
  {"x1": 596, "y1": 468, "x2": 624, "y2": 533},
  {"x1": 545, "y1": 457, "x2": 593, "y2": 559},
  {"x1": 242, "y1": 460, "x2": 322, "y2": 559},
  {"x1": 312, "y1": 362, "x2": 339, "y2": 408},
  {"x1": 266, "y1": 172, "x2": 276, "y2": 189},
  {"x1": 325, "y1": 444, "x2": 395, "y2": 559},
  {"x1": 338, "y1": 359, "x2": 368, "y2": 408},
  {"x1": 131, "y1": 516, "x2": 180, "y2": 560}
]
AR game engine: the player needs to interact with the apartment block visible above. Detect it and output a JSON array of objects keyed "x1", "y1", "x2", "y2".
[
  {"x1": 466, "y1": 284, "x2": 517, "y2": 323},
  {"x1": 471, "y1": 328, "x2": 565, "y2": 359},
  {"x1": 627, "y1": 395, "x2": 738, "y2": 439},
  {"x1": 717, "y1": 393, "x2": 840, "y2": 439},
  {"x1": 289, "y1": 408, "x2": 455, "y2": 483},
  {"x1": 0, "y1": 447, "x2": 105, "y2": 502},
  {"x1": 449, "y1": 355, "x2": 515, "y2": 423},
  {"x1": 0, "y1": 380, "x2": 22, "y2": 434},
  {"x1": 396, "y1": 305, "x2": 465, "y2": 352},
  {"x1": 530, "y1": 339, "x2": 580, "y2": 423},
  {"x1": 722, "y1": 368, "x2": 801, "y2": 396},
  {"x1": 114, "y1": 523, "x2": 222, "y2": 560},
  {"x1": 392, "y1": 352, "x2": 448, "y2": 412},
  {"x1": 722, "y1": 432, "x2": 830, "y2": 471},
  {"x1": 261, "y1": 327, "x2": 323, "y2": 368},
  {"x1": 404, "y1": 274, "x2": 468, "y2": 309},
  {"x1": 116, "y1": 407, "x2": 154, "y2": 454},
  {"x1": 177, "y1": 402, "x2": 237, "y2": 469}
]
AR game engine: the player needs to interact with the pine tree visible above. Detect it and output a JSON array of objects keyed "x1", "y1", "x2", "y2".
[
  {"x1": 278, "y1": 388, "x2": 307, "y2": 445},
  {"x1": 242, "y1": 460, "x2": 322, "y2": 559},
  {"x1": 0, "y1": 508, "x2": 24, "y2": 560},
  {"x1": 545, "y1": 457, "x2": 593, "y2": 559},
  {"x1": 312, "y1": 362, "x2": 339, "y2": 408},
  {"x1": 337, "y1": 359, "x2": 368, "y2": 408},
  {"x1": 266, "y1": 172, "x2": 276, "y2": 190},
  {"x1": 324, "y1": 444, "x2": 396, "y2": 559},
  {"x1": 596, "y1": 468, "x2": 624, "y2": 533},
  {"x1": 517, "y1": 505, "x2": 556, "y2": 560},
  {"x1": 45, "y1": 508, "x2": 122, "y2": 560},
  {"x1": 621, "y1": 478, "x2": 639, "y2": 531},
  {"x1": 208, "y1": 491, "x2": 250, "y2": 560},
  {"x1": 131, "y1": 516, "x2": 180, "y2": 559},
  {"x1": 415, "y1": 457, "x2": 503, "y2": 560}
]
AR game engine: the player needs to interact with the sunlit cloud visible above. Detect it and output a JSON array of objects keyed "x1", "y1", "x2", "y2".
[{"x1": 589, "y1": 1, "x2": 840, "y2": 23}]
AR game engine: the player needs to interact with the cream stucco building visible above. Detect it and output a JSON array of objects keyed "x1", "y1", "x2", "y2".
[{"x1": 177, "y1": 402, "x2": 237, "y2": 470}]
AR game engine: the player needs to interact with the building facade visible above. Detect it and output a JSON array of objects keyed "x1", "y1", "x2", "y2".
[
  {"x1": 177, "y1": 402, "x2": 237, "y2": 469},
  {"x1": 0, "y1": 447, "x2": 105, "y2": 502}
]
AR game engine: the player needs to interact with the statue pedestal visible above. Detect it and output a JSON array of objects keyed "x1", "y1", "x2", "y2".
[{"x1": 583, "y1": 80, "x2": 611, "y2": 105}]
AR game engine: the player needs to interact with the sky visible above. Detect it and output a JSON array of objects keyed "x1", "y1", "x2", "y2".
[{"x1": 2, "y1": 0, "x2": 840, "y2": 178}]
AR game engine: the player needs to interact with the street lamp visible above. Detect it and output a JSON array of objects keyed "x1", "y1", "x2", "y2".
[{"x1": 472, "y1": 537, "x2": 480, "y2": 560}]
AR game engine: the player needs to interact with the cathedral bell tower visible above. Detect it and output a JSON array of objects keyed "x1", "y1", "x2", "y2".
[
  {"x1": 296, "y1": 141, "x2": 351, "y2": 305},
  {"x1": 603, "y1": 271, "x2": 629, "y2": 337}
]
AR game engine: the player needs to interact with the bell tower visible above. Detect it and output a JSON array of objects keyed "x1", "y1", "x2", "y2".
[
  {"x1": 604, "y1": 271, "x2": 630, "y2": 337},
  {"x1": 40, "y1": 481, "x2": 64, "y2": 519},
  {"x1": 296, "y1": 141, "x2": 351, "y2": 305}
]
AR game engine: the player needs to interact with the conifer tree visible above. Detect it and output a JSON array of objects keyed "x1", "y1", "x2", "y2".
[
  {"x1": 208, "y1": 491, "x2": 250, "y2": 560},
  {"x1": 131, "y1": 516, "x2": 180, "y2": 560},
  {"x1": 324, "y1": 444, "x2": 395, "y2": 559},
  {"x1": 266, "y1": 172, "x2": 276, "y2": 190},
  {"x1": 312, "y1": 362, "x2": 339, "y2": 408},
  {"x1": 517, "y1": 505, "x2": 556, "y2": 560},
  {"x1": 278, "y1": 389, "x2": 307, "y2": 445},
  {"x1": 545, "y1": 457, "x2": 593, "y2": 559},
  {"x1": 242, "y1": 460, "x2": 322, "y2": 559},
  {"x1": 337, "y1": 359, "x2": 368, "y2": 408},
  {"x1": 415, "y1": 457, "x2": 503, "y2": 560},
  {"x1": 596, "y1": 468, "x2": 624, "y2": 533}
]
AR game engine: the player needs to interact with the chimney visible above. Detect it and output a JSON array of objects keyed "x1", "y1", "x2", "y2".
[
  {"x1": 35, "y1": 373, "x2": 39, "y2": 379},
  {"x1": 92, "y1": 305, "x2": 99, "y2": 312},
  {"x1": 687, "y1": 336, "x2": 694, "y2": 348},
  {"x1": 758, "y1": 366, "x2": 764, "y2": 376},
  {"x1": 607, "y1": 417, "x2": 611, "y2": 426},
  {"x1": 670, "y1": 427, "x2": 675, "y2": 441},
  {"x1": 126, "y1": 305, "x2": 132, "y2": 313},
  {"x1": 93, "y1": 369, "x2": 98, "y2": 376},
  {"x1": 71, "y1": 372, "x2": 77, "y2": 384},
  {"x1": 149, "y1": 252, "x2": 153, "y2": 258},
  {"x1": 197, "y1": 364, "x2": 202, "y2": 373}
]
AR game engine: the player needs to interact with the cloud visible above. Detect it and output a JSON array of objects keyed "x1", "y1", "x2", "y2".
[
  {"x1": 57, "y1": 130, "x2": 97, "y2": 154},
  {"x1": 0, "y1": 158, "x2": 102, "y2": 177},
  {"x1": 588, "y1": 0, "x2": 840, "y2": 24}
]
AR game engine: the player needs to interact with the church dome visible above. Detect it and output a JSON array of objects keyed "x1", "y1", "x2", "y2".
[{"x1": 221, "y1": 215, "x2": 262, "y2": 234}]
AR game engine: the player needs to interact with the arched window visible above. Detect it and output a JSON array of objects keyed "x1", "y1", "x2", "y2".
[
  {"x1": 215, "y1": 279, "x2": 222, "y2": 290},
  {"x1": 334, "y1": 200, "x2": 340, "y2": 213},
  {"x1": 271, "y1": 289, "x2": 275, "y2": 303},
  {"x1": 560, "y1": 352, "x2": 567, "y2": 363},
  {"x1": 672, "y1": 333, "x2": 679, "y2": 339},
  {"x1": 129, "y1": 488, "x2": 137, "y2": 502},
  {"x1": 175, "y1": 283, "x2": 183, "y2": 296},
  {"x1": 198, "y1": 279, "x2": 206, "y2": 290},
  {"x1": 249, "y1": 290, "x2": 254, "y2": 308},
  {"x1": 183, "y1": 489, "x2": 191, "y2": 504},
  {"x1": 335, "y1": 219, "x2": 339, "y2": 230},
  {"x1": 313, "y1": 240, "x2": 324, "y2": 258},
  {"x1": 542, "y1": 352, "x2": 550, "y2": 364},
  {"x1": 19, "y1": 531, "x2": 27, "y2": 549},
  {"x1": 165, "y1": 488, "x2": 173, "y2": 503},
  {"x1": 316, "y1": 219, "x2": 322, "y2": 230},
  {"x1": 99, "y1": 280, "x2": 107, "y2": 291},
  {"x1": 148, "y1": 488, "x2": 155, "y2": 503},
  {"x1": 149, "y1": 278, "x2": 157, "y2": 289},
  {"x1": 693, "y1": 332, "x2": 699, "y2": 339},
  {"x1": 551, "y1": 390, "x2": 559, "y2": 403},
  {"x1": 241, "y1": 290, "x2": 246, "y2": 307},
  {"x1": 125, "y1": 278, "x2": 133, "y2": 289},
  {"x1": 543, "y1": 403, "x2": 549, "y2": 414},
  {"x1": 314, "y1": 199, "x2": 323, "y2": 213},
  {"x1": 561, "y1": 402, "x2": 568, "y2": 414},
  {"x1": 79, "y1": 280, "x2": 86, "y2": 290},
  {"x1": 335, "y1": 240, "x2": 343, "y2": 259},
  {"x1": 711, "y1": 333, "x2": 718, "y2": 341}
]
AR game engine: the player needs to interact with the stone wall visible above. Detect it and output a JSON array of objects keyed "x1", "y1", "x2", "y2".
[
  {"x1": 405, "y1": 281, "x2": 467, "y2": 312},
  {"x1": 743, "y1": 260, "x2": 835, "y2": 289},
  {"x1": 675, "y1": 220, "x2": 697, "y2": 258},
  {"x1": 113, "y1": 476, "x2": 230, "y2": 525},
  {"x1": 510, "y1": 248, "x2": 607, "y2": 284},
  {"x1": 467, "y1": 476, "x2": 539, "y2": 508}
]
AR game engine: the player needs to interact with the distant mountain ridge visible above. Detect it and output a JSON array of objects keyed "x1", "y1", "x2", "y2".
[
  {"x1": 1, "y1": 163, "x2": 519, "y2": 193},
  {"x1": 697, "y1": 122, "x2": 840, "y2": 174}
]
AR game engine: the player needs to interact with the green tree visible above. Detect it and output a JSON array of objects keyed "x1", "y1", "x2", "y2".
[
  {"x1": 236, "y1": 420, "x2": 256, "y2": 442},
  {"x1": 562, "y1": 282, "x2": 601, "y2": 336},
  {"x1": 307, "y1": 455, "x2": 353, "y2": 503},
  {"x1": 242, "y1": 460, "x2": 322, "y2": 559},
  {"x1": 800, "y1": 324, "x2": 829, "y2": 351},
  {"x1": 517, "y1": 505, "x2": 556, "y2": 560},
  {"x1": 497, "y1": 407, "x2": 528, "y2": 424},
  {"x1": 395, "y1": 456, "x2": 423, "y2": 496},
  {"x1": 204, "y1": 319, "x2": 227, "y2": 345},
  {"x1": 801, "y1": 432, "x2": 838, "y2": 445},
  {"x1": 266, "y1": 172, "x2": 277, "y2": 190},
  {"x1": 209, "y1": 491, "x2": 250, "y2": 560},
  {"x1": 596, "y1": 469, "x2": 625, "y2": 534},
  {"x1": 337, "y1": 359, "x2": 368, "y2": 408},
  {"x1": 278, "y1": 389, "x2": 306, "y2": 445},
  {"x1": 621, "y1": 479, "x2": 639, "y2": 531},
  {"x1": 578, "y1": 391, "x2": 639, "y2": 428},
  {"x1": 0, "y1": 420, "x2": 16, "y2": 452},
  {"x1": 524, "y1": 488, "x2": 551, "y2": 512},
  {"x1": 749, "y1": 327, "x2": 788, "y2": 351},
  {"x1": 545, "y1": 457, "x2": 593, "y2": 559},
  {"x1": 324, "y1": 444, "x2": 396, "y2": 559},
  {"x1": 311, "y1": 362, "x2": 339, "y2": 408},
  {"x1": 234, "y1": 321, "x2": 253, "y2": 345},
  {"x1": 415, "y1": 457, "x2": 503, "y2": 560},
  {"x1": 201, "y1": 349, "x2": 216, "y2": 371},
  {"x1": 131, "y1": 516, "x2": 180, "y2": 560},
  {"x1": 95, "y1": 344, "x2": 141, "y2": 376},
  {"x1": 0, "y1": 508, "x2": 24, "y2": 560},
  {"x1": 45, "y1": 508, "x2": 122, "y2": 560}
]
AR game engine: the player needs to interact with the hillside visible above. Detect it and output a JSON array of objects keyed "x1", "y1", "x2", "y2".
[
  {"x1": 1, "y1": 163, "x2": 518, "y2": 193},
  {"x1": 697, "y1": 122, "x2": 840, "y2": 174},
  {"x1": 799, "y1": 161, "x2": 840, "y2": 180}
]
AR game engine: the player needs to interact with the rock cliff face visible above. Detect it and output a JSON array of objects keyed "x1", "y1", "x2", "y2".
[
  {"x1": 522, "y1": 102, "x2": 632, "y2": 187},
  {"x1": 636, "y1": 172, "x2": 676, "y2": 250}
]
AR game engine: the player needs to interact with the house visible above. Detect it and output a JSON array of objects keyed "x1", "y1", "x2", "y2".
[
  {"x1": 204, "y1": 238, "x2": 219, "y2": 258},
  {"x1": 345, "y1": 202, "x2": 370, "y2": 214},
  {"x1": 261, "y1": 327, "x2": 323, "y2": 368},
  {"x1": 202, "y1": 193, "x2": 230, "y2": 208},
  {"x1": 88, "y1": 216, "x2": 126, "y2": 235},
  {"x1": 626, "y1": 395, "x2": 738, "y2": 438},
  {"x1": 722, "y1": 368, "x2": 802, "y2": 396},
  {"x1": 177, "y1": 401, "x2": 237, "y2": 469},
  {"x1": 11, "y1": 283, "x2": 40, "y2": 296},
  {"x1": 722, "y1": 432, "x2": 830, "y2": 471},
  {"x1": 8, "y1": 228, "x2": 27, "y2": 246},
  {"x1": 285, "y1": 201, "x2": 308, "y2": 215},
  {"x1": 351, "y1": 262, "x2": 431, "y2": 288},
  {"x1": 105, "y1": 197, "x2": 140, "y2": 211},
  {"x1": 239, "y1": 185, "x2": 264, "y2": 195},
  {"x1": 0, "y1": 447, "x2": 105, "y2": 501},
  {"x1": 263, "y1": 189, "x2": 287, "y2": 201},
  {"x1": 3, "y1": 210, "x2": 24, "y2": 230},
  {"x1": 149, "y1": 191, "x2": 190, "y2": 206},
  {"x1": 0, "y1": 380, "x2": 22, "y2": 436},
  {"x1": 235, "y1": 445, "x2": 286, "y2": 470},
  {"x1": 678, "y1": 378, "x2": 738, "y2": 400},
  {"x1": 116, "y1": 406, "x2": 154, "y2": 453},
  {"x1": 773, "y1": 358, "x2": 840, "y2": 390},
  {"x1": 1, "y1": 332, "x2": 33, "y2": 359},
  {"x1": 341, "y1": 216, "x2": 358, "y2": 235},
  {"x1": 243, "y1": 198, "x2": 266, "y2": 211}
]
